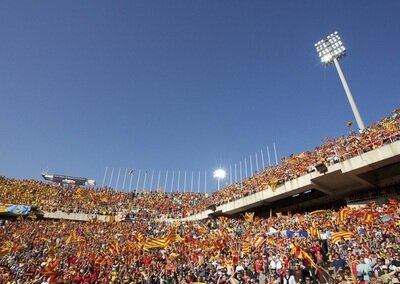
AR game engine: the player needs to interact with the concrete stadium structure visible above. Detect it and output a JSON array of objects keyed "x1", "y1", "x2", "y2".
[
  {"x1": 41, "y1": 139, "x2": 400, "y2": 222},
  {"x1": 183, "y1": 139, "x2": 400, "y2": 221}
]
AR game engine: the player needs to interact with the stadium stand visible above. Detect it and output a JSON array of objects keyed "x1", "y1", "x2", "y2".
[{"x1": 0, "y1": 109, "x2": 399, "y2": 283}]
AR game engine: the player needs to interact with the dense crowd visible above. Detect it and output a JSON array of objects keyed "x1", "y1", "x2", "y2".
[
  {"x1": 0, "y1": 109, "x2": 400, "y2": 283},
  {"x1": 202, "y1": 110, "x2": 400, "y2": 209},
  {"x1": 0, "y1": 198, "x2": 399, "y2": 283},
  {"x1": 0, "y1": 178, "x2": 208, "y2": 219}
]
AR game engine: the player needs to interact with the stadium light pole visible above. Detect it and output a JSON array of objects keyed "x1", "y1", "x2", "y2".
[
  {"x1": 315, "y1": 31, "x2": 365, "y2": 132},
  {"x1": 213, "y1": 169, "x2": 226, "y2": 191}
]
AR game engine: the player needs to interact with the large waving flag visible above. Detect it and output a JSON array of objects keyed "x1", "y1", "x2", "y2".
[
  {"x1": 330, "y1": 231, "x2": 354, "y2": 244},
  {"x1": 338, "y1": 207, "x2": 352, "y2": 223},
  {"x1": 307, "y1": 222, "x2": 321, "y2": 239},
  {"x1": 254, "y1": 236, "x2": 266, "y2": 249},
  {"x1": 243, "y1": 212, "x2": 254, "y2": 223},
  {"x1": 309, "y1": 210, "x2": 327, "y2": 216},
  {"x1": 241, "y1": 234, "x2": 251, "y2": 255},
  {"x1": 0, "y1": 241, "x2": 14, "y2": 256},
  {"x1": 291, "y1": 243, "x2": 318, "y2": 270},
  {"x1": 143, "y1": 230, "x2": 183, "y2": 251},
  {"x1": 364, "y1": 211, "x2": 376, "y2": 224},
  {"x1": 388, "y1": 198, "x2": 398, "y2": 211},
  {"x1": 66, "y1": 230, "x2": 77, "y2": 244}
]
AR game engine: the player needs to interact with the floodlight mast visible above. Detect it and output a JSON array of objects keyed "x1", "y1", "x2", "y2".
[{"x1": 315, "y1": 32, "x2": 365, "y2": 132}]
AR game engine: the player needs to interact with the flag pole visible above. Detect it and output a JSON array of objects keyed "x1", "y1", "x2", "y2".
[
  {"x1": 135, "y1": 170, "x2": 141, "y2": 192},
  {"x1": 184, "y1": 170, "x2": 187, "y2": 193},
  {"x1": 261, "y1": 149, "x2": 265, "y2": 169},
  {"x1": 156, "y1": 170, "x2": 161, "y2": 191},
  {"x1": 108, "y1": 168, "x2": 114, "y2": 188},
  {"x1": 142, "y1": 171, "x2": 148, "y2": 192},
  {"x1": 164, "y1": 170, "x2": 169, "y2": 193},
  {"x1": 122, "y1": 168, "x2": 128, "y2": 192},
  {"x1": 267, "y1": 146, "x2": 271, "y2": 166},
  {"x1": 239, "y1": 161, "x2": 243, "y2": 182},
  {"x1": 149, "y1": 170, "x2": 154, "y2": 191},
  {"x1": 229, "y1": 166, "x2": 232, "y2": 185},
  {"x1": 249, "y1": 155, "x2": 253, "y2": 176},
  {"x1": 102, "y1": 167, "x2": 108, "y2": 187},
  {"x1": 171, "y1": 171, "x2": 175, "y2": 193},
  {"x1": 273, "y1": 143, "x2": 278, "y2": 165},
  {"x1": 197, "y1": 171, "x2": 201, "y2": 193},
  {"x1": 255, "y1": 152, "x2": 259, "y2": 173},
  {"x1": 204, "y1": 170, "x2": 207, "y2": 194},
  {"x1": 234, "y1": 163, "x2": 237, "y2": 183},
  {"x1": 177, "y1": 170, "x2": 181, "y2": 192},
  {"x1": 115, "y1": 168, "x2": 121, "y2": 192},
  {"x1": 244, "y1": 158, "x2": 248, "y2": 178},
  {"x1": 128, "y1": 170, "x2": 134, "y2": 193},
  {"x1": 190, "y1": 171, "x2": 194, "y2": 193}
]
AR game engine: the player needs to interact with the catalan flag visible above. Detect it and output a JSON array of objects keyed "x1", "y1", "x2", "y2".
[
  {"x1": 143, "y1": 237, "x2": 167, "y2": 251},
  {"x1": 388, "y1": 198, "x2": 398, "y2": 211},
  {"x1": 338, "y1": 207, "x2": 352, "y2": 223},
  {"x1": 330, "y1": 231, "x2": 354, "y2": 244},
  {"x1": 143, "y1": 230, "x2": 183, "y2": 251},
  {"x1": 243, "y1": 212, "x2": 254, "y2": 223},
  {"x1": 270, "y1": 177, "x2": 279, "y2": 192},
  {"x1": 0, "y1": 241, "x2": 14, "y2": 256},
  {"x1": 66, "y1": 230, "x2": 77, "y2": 244},
  {"x1": 254, "y1": 236, "x2": 265, "y2": 249},
  {"x1": 364, "y1": 212, "x2": 375, "y2": 224},
  {"x1": 309, "y1": 210, "x2": 327, "y2": 216},
  {"x1": 242, "y1": 240, "x2": 251, "y2": 255},
  {"x1": 307, "y1": 222, "x2": 321, "y2": 239},
  {"x1": 135, "y1": 232, "x2": 146, "y2": 244},
  {"x1": 291, "y1": 244, "x2": 318, "y2": 270},
  {"x1": 301, "y1": 248, "x2": 319, "y2": 270}
]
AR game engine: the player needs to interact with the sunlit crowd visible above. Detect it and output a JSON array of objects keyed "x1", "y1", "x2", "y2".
[{"x1": 0, "y1": 109, "x2": 399, "y2": 283}]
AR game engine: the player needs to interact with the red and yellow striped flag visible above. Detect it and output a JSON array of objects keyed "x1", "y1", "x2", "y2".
[
  {"x1": 330, "y1": 231, "x2": 354, "y2": 244},
  {"x1": 242, "y1": 237, "x2": 251, "y2": 255},
  {"x1": 244, "y1": 212, "x2": 254, "y2": 223},
  {"x1": 364, "y1": 212, "x2": 375, "y2": 224},
  {"x1": 307, "y1": 222, "x2": 321, "y2": 239},
  {"x1": 309, "y1": 210, "x2": 327, "y2": 216},
  {"x1": 254, "y1": 236, "x2": 265, "y2": 249},
  {"x1": 338, "y1": 208, "x2": 352, "y2": 223}
]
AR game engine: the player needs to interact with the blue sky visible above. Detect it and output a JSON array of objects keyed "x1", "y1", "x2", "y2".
[{"x1": 1, "y1": 1, "x2": 399, "y2": 193}]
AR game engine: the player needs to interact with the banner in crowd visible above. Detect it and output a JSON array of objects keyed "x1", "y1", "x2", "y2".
[{"x1": 0, "y1": 204, "x2": 32, "y2": 215}]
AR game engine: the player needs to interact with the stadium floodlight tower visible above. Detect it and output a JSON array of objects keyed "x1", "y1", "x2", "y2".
[
  {"x1": 213, "y1": 168, "x2": 226, "y2": 191},
  {"x1": 315, "y1": 31, "x2": 365, "y2": 132}
]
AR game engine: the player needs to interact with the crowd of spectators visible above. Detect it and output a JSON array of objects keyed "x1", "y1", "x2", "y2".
[
  {"x1": 0, "y1": 109, "x2": 400, "y2": 283},
  {"x1": 0, "y1": 110, "x2": 399, "y2": 218},
  {"x1": 0, "y1": 178, "x2": 208, "y2": 219},
  {"x1": 202, "y1": 109, "x2": 400, "y2": 209},
  {"x1": 0, "y1": 198, "x2": 399, "y2": 283}
]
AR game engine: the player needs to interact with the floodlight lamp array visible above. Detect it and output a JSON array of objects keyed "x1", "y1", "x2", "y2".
[
  {"x1": 314, "y1": 31, "x2": 346, "y2": 64},
  {"x1": 213, "y1": 169, "x2": 226, "y2": 179}
]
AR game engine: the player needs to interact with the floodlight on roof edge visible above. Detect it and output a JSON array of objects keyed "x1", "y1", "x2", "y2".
[
  {"x1": 213, "y1": 169, "x2": 226, "y2": 191},
  {"x1": 315, "y1": 31, "x2": 365, "y2": 132}
]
